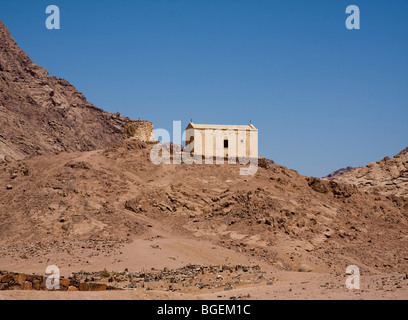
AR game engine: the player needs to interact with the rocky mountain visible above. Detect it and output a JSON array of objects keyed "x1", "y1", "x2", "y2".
[
  {"x1": 323, "y1": 166, "x2": 353, "y2": 179},
  {"x1": 334, "y1": 147, "x2": 408, "y2": 198},
  {"x1": 0, "y1": 20, "x2": 130, "y2": 163}
]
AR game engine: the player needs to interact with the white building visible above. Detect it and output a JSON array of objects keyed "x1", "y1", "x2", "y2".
[{"x1": 185, "y1": 123, "x2": 258, "y2": 159}]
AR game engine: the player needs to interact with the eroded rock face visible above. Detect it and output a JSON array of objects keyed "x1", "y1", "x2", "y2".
[
  {"x1": 335, "y1": 147, "x2": 408, "y2": 198},
  {"x1": 0, "y1": 19, "x2": 131, "y2": 162}
]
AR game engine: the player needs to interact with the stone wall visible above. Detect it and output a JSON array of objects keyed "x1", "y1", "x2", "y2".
[
  {"x1": 124, "y1": 120, "x2": 155, "y2": 142},
  {"x1": 0, "y1": 271, "x2": 109, "y2": 291}
]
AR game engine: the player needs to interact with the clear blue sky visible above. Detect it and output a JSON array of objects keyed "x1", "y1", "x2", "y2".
[{"x1": 0, "y1": 0, "x2": 407, "y2": 177}]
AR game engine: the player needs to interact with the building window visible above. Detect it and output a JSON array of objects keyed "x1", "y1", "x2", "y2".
[{"x1": 224, "y1": 139, "x2": 229, "y2": 149}]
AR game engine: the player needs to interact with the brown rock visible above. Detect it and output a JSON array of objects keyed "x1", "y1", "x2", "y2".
[
  {"x1": 298, "y1": 264, "x2": 313, "y2": 273},
  {"x1": 32, "y1": 279, "x2": 41, "y2": 290},
  {"x1": 23, "y1": 281, "x2": 33, "y2": 290},
  {"x1": 69, "y1": 279, "x2": 80, "y2": 287},
  {"x1": 334, "y1": 147, "x2": 408, "y2": 198},
  {"x1": 79, "y1": 282, "x2": 89, "y2": 291},
  {"x1": 15, "y1": 273, "x2": 27, "y2": 285},
  {"x1": 68, "y1": 286, "x2": 78, "y2": 292},
  {"x1": 0, "y1": 283, "x2": 9, "y2": 290},
  {"x1": 1, "y1": 274, "x2": 14, "y2": 283},
  {"x1": 60, "y1": 278, "x2": 70, "y2": 288},
  {"x1": 89, "y1": 283, "x2": 107, "y2": 291},
  {"x1": 26, "y1": 275, "x2": 35, "y2": 282}
]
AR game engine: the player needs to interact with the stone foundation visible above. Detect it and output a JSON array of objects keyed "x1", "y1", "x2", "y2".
[
  {"x1": 124, "y1": 120, "x2": 155, "y2": 142},
  {"x1": 0, "y1": 271, "x2": 110, "y2": 291}
]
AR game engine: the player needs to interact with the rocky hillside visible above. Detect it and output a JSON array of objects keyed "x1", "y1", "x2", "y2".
[
  {"x1": 0, "y1": 20, "x2": 130, "y2": 163},
  {"x1": 334, "y1": 147, "x2": 408, "y2": 198},
  {"x1": 1, "y1": 140, "x2": 407, "y2": 277}
]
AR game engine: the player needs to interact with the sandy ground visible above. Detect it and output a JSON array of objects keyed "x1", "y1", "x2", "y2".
[
  {"x1": 1, "y1": 233, "x2": 407, "y2": 300},
  {"x1": 1, "y1": 271, "x2": 407, "y2": 300}
]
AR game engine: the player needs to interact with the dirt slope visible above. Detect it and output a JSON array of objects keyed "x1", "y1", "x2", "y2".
[{"x1": 0, "y1": 20, "x2": 130, "y2": 163}]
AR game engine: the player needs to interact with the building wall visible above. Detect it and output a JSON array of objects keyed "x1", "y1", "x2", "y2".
[
  {"x1": 186, "y1": 127, "x2": 258, "y2": 159},
  {"x1": 124, "y1": 120, "x2": 155, "y2": 142}
]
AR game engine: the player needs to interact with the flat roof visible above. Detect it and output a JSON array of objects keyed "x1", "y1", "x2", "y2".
[{"x1": 187, "y1": 123, "x2": 257, "y2": 131}]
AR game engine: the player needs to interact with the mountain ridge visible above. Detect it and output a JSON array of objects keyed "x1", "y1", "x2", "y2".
[
  {"x1": 334, "y1": 147, "x2": 408, "y2": 198},
  {"x1": 0, "y1": 19, "x2": 131, "y2": 163}
]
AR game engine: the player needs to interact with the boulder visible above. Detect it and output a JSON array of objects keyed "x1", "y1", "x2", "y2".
[
  {"x1": 15, "y1": 273, "x2": 26, "y2": 285},
  {"x1": 68, "y1": 286, "x2": 78, "y2": 292},
  {"x1": 79, "y1": 282, "x2": 89, "y2": 291},
  {"x1": 32, "y1": 279, "x2": 41, "y2": 290},
  {"x1": 89, "y1": 283, "x2": 107, "y2": 291},
  {"x1": 1, "y1": 274, "x2": 14, "y2": 283},
  {"x1": 23, "y1": 281, "x2": 33, "y2": 290},
  {"x1": 298, "y1": 264, "x2": 313, "y2": 273},
  {"x1": 60, "y1": 278, "x2": 70, "y2": 288}
]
